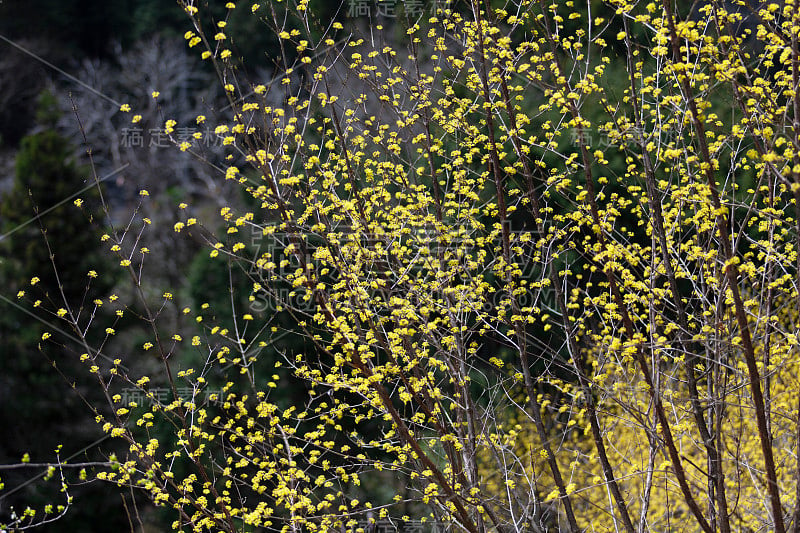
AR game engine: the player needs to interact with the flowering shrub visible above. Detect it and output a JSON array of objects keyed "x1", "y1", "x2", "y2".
[{"x1": 6, "y1": 0, "x2": 800, "y2": 532}]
